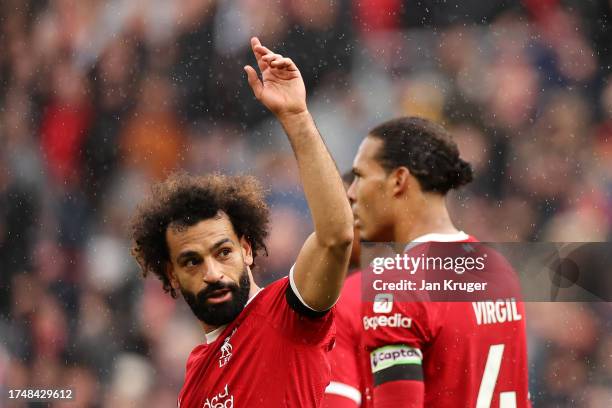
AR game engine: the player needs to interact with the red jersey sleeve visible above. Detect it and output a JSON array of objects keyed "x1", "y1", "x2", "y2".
[
  {"x1": 257, "y1": 274, "x2": 336, "y2": 349},
  {"x1": 363, "y1": 293, "x2": 442, "y2": 408},
  {"x1": 323, "y1": 272, "x2": 366, "y2": 407}
]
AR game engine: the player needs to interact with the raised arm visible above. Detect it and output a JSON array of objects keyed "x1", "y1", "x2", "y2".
[{"x1": 244, "y1": 37, "x2": 353, "y2": 311}]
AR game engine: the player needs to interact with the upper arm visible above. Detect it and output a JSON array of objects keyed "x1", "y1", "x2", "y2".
[
  {"x1": 323, "y1": 319, "x2": 363, "y2": 407},
  {"x1": 363, "y1": 299, "x2": 433, "y2": 407},
  {"x1": 291, "y1": 232, "x2": 351, "y2": 311},
  {"x1": 370, "y1": 343, "x2": 425, "y2": 407},
  {"x1": 373, "y1": 379, "x2": 424, "y2": 408},
  {"x1": 321, "y1": 392, "x2": 361, "y2": 408},
  {"x1": 370, "y1": 344, "x2": 424, "y2": 386},
  {"x1": 264, "y1": 278, "x2": 336, "y2": 345}
]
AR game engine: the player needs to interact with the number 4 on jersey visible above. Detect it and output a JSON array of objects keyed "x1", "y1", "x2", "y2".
[{"x1": 476, "y1": 344, "x2": 517, "y2": 408}]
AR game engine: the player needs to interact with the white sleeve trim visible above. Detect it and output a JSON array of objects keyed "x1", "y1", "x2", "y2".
[
  {"x1": 289, "y1": 263, "x2": 340, "y2": 311},
  {"x1": 289, "y1": 264, "x2": 318, "y2": 311},
  {"x1": 325, "y1": 381, "x2": 362, "y2": 406}
]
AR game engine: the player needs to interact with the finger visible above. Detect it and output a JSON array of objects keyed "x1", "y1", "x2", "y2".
[
  {"x1": 271, "y1": 58, "x2": 297, "y2": 71},
  {"x1": 262, "y1": 53, "x2": 283, "y2": 62},
  {"x1": 250, "y1": 37, "x2": 269, "y2": 72},
  {"x1": 254, "y1": 44, "x2": 274, "y2": 56},
  {"x1": 270, "y1": 61, "x2": 290, "y2": 69},
  {"x1": 251, "y1": 37, "x2": 271, "y2": 72},
  {"x1": 270, "y1": 57, "x2": 293, "y2": 67},
  {"x1": 250, "y1": 37, "x2": 262, "y2": 53},
  {"x1": 244, "y1": 65, "x2": 263, "y2": 99}
]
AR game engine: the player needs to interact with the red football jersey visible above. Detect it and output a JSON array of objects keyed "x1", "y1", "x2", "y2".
[
  {"x1": 362, "y1": 232, "x2": 531, "y2": 408},
  {"x1": 324, "y1": 271, "x2": 373, "y2": 408},
  {"x1": 177, "y1": 276, "x2": 335, "y2": 408}
]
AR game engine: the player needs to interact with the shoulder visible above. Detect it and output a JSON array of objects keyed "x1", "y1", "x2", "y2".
[
  {"x1": 251, "y1": 274, "x2": 336, "y2": 346},
  {"x1": 345, "y1": 270, "x2": 362, "y2": 290},
  {"x1": 334, "y1": 270, "x2": 363, "y2": 330},
  {"x1": 337, "y1": 271, "x2": 362, "y2": 306},
  {"x1": 185, "y1": 343, "x2": 209, "y2": 372},
  {"x1": 259, "y1": 276, "x2": 291, "y2": 297},
  {"x1": 246, "y1": 277, "x2": 289, "y2": 313},
  {"x1": 253, "y1": 274, "x2": 332, "y2": 319}
]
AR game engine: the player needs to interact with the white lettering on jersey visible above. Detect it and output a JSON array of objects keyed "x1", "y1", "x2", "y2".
[
  {"x1": 363, "y1": 313, "x2": 412, "y2": 330},
  {"x1": 472, "y1": 299, "x2": 522, "y2": 325},
  {"x1": 203, "y1": 384, "x2": 234, "y2": 408}
]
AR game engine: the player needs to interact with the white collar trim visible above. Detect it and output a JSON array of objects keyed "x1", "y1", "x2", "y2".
[
  {"x1": 204, "y1": 325, "x2": 226, "y2": 344},
  {"x1": 411, "y1": 231, "x2": 469, "y2": 243},
  {"x1": 404, "y1": 231, "x2": 469, "y2": 252}
]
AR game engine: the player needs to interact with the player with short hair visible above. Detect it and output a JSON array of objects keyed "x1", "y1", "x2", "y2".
[
  {"x1": 129, "y1": 37, "x2": 353, "y2": 407},
  {"x1": 347, "y1": 117, "x2": 530, "y2": 407}
]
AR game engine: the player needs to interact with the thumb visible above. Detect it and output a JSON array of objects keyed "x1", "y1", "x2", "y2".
[{"x1": 244, "y1": 66, "x2": 263, "y2": 99}]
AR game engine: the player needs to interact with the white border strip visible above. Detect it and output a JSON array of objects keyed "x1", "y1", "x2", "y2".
[
  {"x1": 404, "y1": 231, "x2": 470, "y2": 251},
  {"x1": 289, "y1": 264, "x2": 317, "y2": 311},
  {"x1": 325, "y1": 381, "x2": 362, "y2": 406},
  {"x1": 411, "y1": 231, "x2": 470, "y2": 242}
]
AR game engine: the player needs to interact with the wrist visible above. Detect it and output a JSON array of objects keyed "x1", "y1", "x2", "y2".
[{"x1": 276, "y1": 109, "x2": 310, "y2": 125}]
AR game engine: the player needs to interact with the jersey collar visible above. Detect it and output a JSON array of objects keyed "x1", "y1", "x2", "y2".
[
  {"x1": 204, "y1": 325, "x2": 226, "y2": 344},
  {"x1": 411, "y1": 231, "x2": 469, "y2": 243},
  {"x1": 404, "y1": 231, "x2": 469, "y2": 252}
]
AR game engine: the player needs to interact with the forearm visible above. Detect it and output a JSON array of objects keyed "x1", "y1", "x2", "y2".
[
  {"x1": 245, "y1": 37, "x2": 352, "y2": 309},
  {"x1": 278, "y1": 111, "x2": 353, "y2": 247}
]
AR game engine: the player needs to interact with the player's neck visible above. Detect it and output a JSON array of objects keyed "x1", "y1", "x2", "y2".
[
  {"x1": 201, "y1": 321, "x2": 220, "y2": 335},
  {"x1": 395, "y1": 196, "x2": 458, "y2": 243}
]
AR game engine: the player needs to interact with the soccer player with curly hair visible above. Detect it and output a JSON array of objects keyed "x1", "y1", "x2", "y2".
[{"x1": 130, "y1": 37, "x2": 353, "y2": 408}]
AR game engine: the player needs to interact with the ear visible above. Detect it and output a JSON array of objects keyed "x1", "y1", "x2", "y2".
[
  {"x1": 166, "y1": 262, "x2": 180, "y2": 291},
  {"x1": 390, "y1": 166, "x2": 411, "y2": 197},
  {"x1": 239, "y1": 236, "x2": 254, "y2": 266}
]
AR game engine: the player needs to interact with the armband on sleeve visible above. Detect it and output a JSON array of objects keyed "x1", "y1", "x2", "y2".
[{"x1": 370, "y1": 345, "x2": 423, "y2": 386}]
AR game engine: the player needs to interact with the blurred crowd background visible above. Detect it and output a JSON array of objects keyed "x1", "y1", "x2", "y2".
[{"x1": 1, "y1": 0, "x2": 611, "y2": 406}]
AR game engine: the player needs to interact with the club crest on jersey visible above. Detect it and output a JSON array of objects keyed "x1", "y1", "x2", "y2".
[
  {"x1": 219, "y1": 328, "x2": 237, "y2": 368},
  {"x1": 373, "y1": 293, "x2": 394, "y2": 313},
  {"x1": 203, "y1": 384, "x2": 234, "y2": 408}
]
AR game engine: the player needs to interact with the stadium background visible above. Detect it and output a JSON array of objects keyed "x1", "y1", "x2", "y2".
[{"x1": 0, "y1": 0, "x2": 611, "y2": 406}]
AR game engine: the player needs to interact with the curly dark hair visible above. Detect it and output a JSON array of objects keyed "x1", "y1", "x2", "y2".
[
  {"x1": 130, "y1": 172, "x2": 270, "y2": 298},
  {"x1": 369, "y1": 117, "x2": 473, "y2": 194}
]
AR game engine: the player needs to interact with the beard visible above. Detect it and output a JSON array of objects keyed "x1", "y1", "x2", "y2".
[{"x1": 181, "y1": 267, "x2": 251, "y2": 327}]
